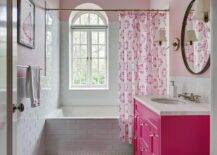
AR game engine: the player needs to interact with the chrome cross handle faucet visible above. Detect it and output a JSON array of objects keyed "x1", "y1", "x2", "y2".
[{"x1": 178, "y1": 92, "x2": 201, "y2": 103}]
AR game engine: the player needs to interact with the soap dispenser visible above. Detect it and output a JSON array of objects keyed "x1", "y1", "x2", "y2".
[{"x1": 169, "y1": 81, "x2": 177, "y2": 98}]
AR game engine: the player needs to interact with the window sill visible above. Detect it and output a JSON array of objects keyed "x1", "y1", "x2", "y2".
[
  {"x1": 41, "y1": 88, "x2": 52, "y2": 90},
  {"x1": 69, "y1": 87, "x2": 109, "y2": 91}
]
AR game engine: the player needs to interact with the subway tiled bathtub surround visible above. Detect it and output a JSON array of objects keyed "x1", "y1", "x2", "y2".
[{"x1": 45, "y1": 107, "x2": 132, "y2": 155}]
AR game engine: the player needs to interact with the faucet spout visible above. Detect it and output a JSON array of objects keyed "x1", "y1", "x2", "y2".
[{"x1": 178, "y1": 92, "x2": 201, "y2": 103}]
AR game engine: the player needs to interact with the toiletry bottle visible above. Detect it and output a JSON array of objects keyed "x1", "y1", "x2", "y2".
[{"x1": 170, "y1": 81, "x2": 177, "y2": 98}]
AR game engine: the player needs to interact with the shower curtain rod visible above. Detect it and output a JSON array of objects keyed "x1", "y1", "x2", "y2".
[{"x1": 45, "y1": 8, "x2": 169, "y2": 12}]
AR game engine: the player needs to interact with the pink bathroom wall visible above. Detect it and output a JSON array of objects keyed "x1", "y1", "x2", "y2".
[
  {"x1": 58, "y1": 0, "x2": 150, "y2": 21},
  {"x1": 17, "y1": 0, "x2": 60, "y2": 69},
  {"x1": 150, "y1": 0, "x2": 169, "y2": 9},
  {"x1": 150, "y1": 0, "x2": 210, "y2": 77},
  {"x1": 169, "y1": 0, "x2": 210, "y2": 77},
  {"x1": 17, "y1": 0, "x2": 46, "y2": 70}
]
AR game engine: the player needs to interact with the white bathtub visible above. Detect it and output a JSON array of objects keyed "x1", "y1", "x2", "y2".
[
  {"x1": 46, "y1": 105, "x2": 119, "y2": 119},
  {"x1": 45, "y1": 105, "x2": 132, "y2": 155}
]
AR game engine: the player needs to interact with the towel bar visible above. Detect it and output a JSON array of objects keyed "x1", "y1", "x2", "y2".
[{"x1": 17, "y1": 65, "x2": 42, "y2": 70}]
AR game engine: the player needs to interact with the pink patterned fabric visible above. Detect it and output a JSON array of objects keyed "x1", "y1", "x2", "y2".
[
  {"x1": 118, "y1": 11, "x2": 168, "y2": 143},
  {"x1": 185, "y1": 12, "x2": 210, "y2": 72}
]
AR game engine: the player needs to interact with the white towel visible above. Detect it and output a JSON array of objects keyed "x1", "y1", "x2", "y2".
[
  {"x1": 17, "y1": 76, "x2": 26, "y2": 101},
  {"x1": 26, "y1": 66, "x2": 41, "y2": 107}
]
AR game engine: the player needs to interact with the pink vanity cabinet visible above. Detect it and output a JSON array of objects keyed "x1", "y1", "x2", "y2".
[{"x1": 134, "y1": 99, "x2": 210, "y2": 155}]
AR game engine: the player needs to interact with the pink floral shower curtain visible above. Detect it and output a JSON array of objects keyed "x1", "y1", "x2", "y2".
[{"x1": 118, "y1": 11, "x2": 168, "y2": 143}]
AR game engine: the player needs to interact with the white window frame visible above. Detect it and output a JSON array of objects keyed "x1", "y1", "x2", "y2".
[{"x1": 69, "y1": 12, "x2": 109, "y2": 90}]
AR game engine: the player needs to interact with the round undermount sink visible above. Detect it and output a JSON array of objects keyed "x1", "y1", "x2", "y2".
[{"x1": 151, "y1": 98, "x2": 186, "y2": 104}]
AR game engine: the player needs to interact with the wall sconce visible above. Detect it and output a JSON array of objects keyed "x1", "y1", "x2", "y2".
[
  {"x1": 185, "y1": 30, "x2": 198, "y2": 45},
  {"x1": 154, "y1": 30, "x2": 167, "y2": 46},
  {"x1": 155, "y1": 30, "x2": 180, "y2": 51},
  {"x1": 193, "y1": 0, "x2": 209, "y2": 22}
]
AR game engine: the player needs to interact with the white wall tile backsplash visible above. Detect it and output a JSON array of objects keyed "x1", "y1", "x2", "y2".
[{"x1": 170, "y1": 76, "x2": 210, "y2": 103}]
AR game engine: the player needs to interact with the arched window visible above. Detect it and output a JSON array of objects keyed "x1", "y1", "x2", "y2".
[{"x1": 69, "y1": 8, "x2": 108, "y2": 89}]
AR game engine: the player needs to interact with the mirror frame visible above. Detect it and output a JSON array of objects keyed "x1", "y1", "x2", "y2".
[{"x1": 181, "y1": 0, "x2": 210, "y2": 75}]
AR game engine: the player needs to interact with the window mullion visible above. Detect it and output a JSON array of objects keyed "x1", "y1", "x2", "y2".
[
  {"x1": 70, "y1": 30, "x2": 74, "y2": 88},
  {"x1": 87, "y1": 29, "x2": 92, "y2": 87},
  {"x1": 105, "y1": 29, "x2": 108, "y2": 85}
]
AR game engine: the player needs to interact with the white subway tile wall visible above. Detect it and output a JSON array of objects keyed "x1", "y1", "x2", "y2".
[
  {"x1": 45, "y1": 119, "x2": 132, "y2": 155},
  {"x1": 170, "y1": 76, "x2": 210, "y2": 103},
  {"x1": 16, "y1": 2, "x2": 60, "y2": 154},
  {"x1": 16, "y1": 99, "x2": 46, "y2": 155}
]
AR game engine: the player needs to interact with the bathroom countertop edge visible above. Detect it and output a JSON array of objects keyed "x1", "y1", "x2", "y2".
[{"x1": 134, "y1": 95, "x2": 210, "y2": 116}]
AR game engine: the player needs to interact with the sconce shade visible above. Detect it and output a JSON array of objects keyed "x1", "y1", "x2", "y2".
[
  {"x1": 193, "y1": 11, "x2": 205, "y2": 21},
  {"x1": 193, "y1": 0, "x2": 209, "y2": 22},
  {"x1": 154, "y1": 30, "x2": 167, "y2": 45},
  {"x1": 185, "y1": 30, "x2": 198, "y2": 45}
]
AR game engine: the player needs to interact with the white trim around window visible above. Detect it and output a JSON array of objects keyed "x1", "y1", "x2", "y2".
[{"x1": 69, "y1": 11, "x2": 109, "y2": 90}]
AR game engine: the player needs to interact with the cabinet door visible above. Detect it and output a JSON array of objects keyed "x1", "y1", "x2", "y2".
[
  {"x1": 153, "y1": 133, "x2": 160, "y2": 155},
  {"x1": 150, "y1": 124, "x2": 160, "y2": 155},
  {"x1": 134, "y1": 138, "x2": 140, "y2": 155},
  {"x1": 140, "y1": 138, "x2": 151, "y2": 155},
  {"x1": 140, "y1": 119, "x2": 161, "y2": 155},
  {"x1": 134, "y1": 113, "x2": 140, "y2": 155},
  {"x1": 134, "y1": 112, "x2": 140, "y2": 138},
  {"x1": 134, "y1": 102, "x2": 142, "y2": 155},
  {"x1": 141, "y1": 119, "x2": 151, "y2": 143},
  {"x1": 140, "y1": 119, "x2": 152, "y2": 155}
]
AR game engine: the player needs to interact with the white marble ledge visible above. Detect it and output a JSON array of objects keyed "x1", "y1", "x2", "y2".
[{"x1": 135, "y1": 95, "x2": 210, "y2": 116}]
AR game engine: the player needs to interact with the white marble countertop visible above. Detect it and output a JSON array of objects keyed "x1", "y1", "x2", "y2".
[{"x1": 135, "y1": 95, "x2": 210, "y2": 116}]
